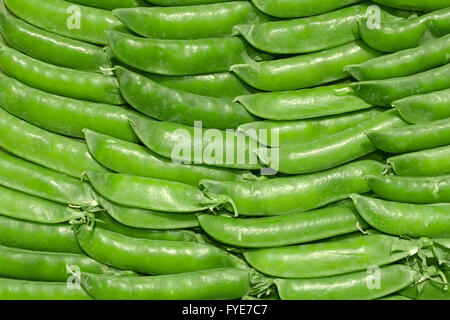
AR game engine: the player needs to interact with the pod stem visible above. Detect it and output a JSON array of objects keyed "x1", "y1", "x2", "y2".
[{"x1": 248, "y1": 269, "x2": 275, "y2": 298}]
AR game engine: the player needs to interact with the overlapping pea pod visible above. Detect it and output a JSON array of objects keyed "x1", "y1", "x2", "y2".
[
  {"x1": 200, "y1": 160, "x2": 385, "y2": 216},
  {"x1": 114, "y1": 2, "x2": 269, "y2": 39},
  {"x1": 231, "y1": 41, "x2": 381, "y2": 91},
  {"x1": 371, "y1": 0, "x2": 450, "y2": 12},
  {"x1": 115, "y1": 67, "x2": 255, "y2": 130},
  {"x1": 400, "y1": 271, "x2": 450, "y2": 300},
  {"x1": 359, "y1": 7, "x2": 450, "y2": 52},
  {"x1": 4, "y1": 0, "x2": 125, "y2": 45},
  {"x1": 346, "y1": 34, "x2": 450, "y2": 81},
  {"x1": 66, "y1": 0, "x2": 149, "y2": 10},
  {"x1": 0, "y1": 12, "x2": 110, "y2": 73},
  {"x1": 351, "y1": 64, "x2": 450, "y2": 107},
  {"x1": 351, "y1": 194, "x2": 450, "y2": 238}
]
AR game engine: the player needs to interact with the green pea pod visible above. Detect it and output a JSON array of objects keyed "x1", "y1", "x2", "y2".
[
  {"x1": 0, "y1": 278, "x2": 91, "y2": 300},
  {"x1": 81, "y1": 268, "x2": 250, "y2": 300},
  {"x1": 74, "y1": 225, "x2": 248, "y2": 274},
  {"x1": 0, "y1": 214, "x2": 83, "y2": 254},
  {"x1": 263, "y1": 110, "x2": 407, "y2": 174},
  {"x1": 114, "y1": 2, "x2": 268, "y2": 39},
  {"x1": 145, "y1": 0, "x2": 232, "y2": 4},
  {"x1": 115, "y1": 66, "x2": 255, "y2": 130},
  {"x1": 367, "y1": 117, "x2": 450, "y2": 153},
  {"x1": 359, "y1": 7, "x2": 450, "y2": 52},
  {"x1": 351, "y1": 194, "x2": 450, "y2": 237},
  {"x1": 231, "y1": 41, "x2": 381, "y2": 91},
  {"x1": 235, "y1": 84, "x2": 373, "y2": 120},
  {"x1": 200, "y1": 160, "x2": 385, "y2": 216},
  {"x1": 131, "y1": 116, "x2": 263, "y2": 170},
  {"x1": 372, "y1": 0, "x2": 450, "y2": 12},
  {"x1": 0, "y1": 43, "x2": 123, "y2": 105},
  {"x1": 108, "y1": 31, "x2": 252, "y2": 76},
  {"x1": 0, "y1": 12, "x2": 110, "y2": 73},
  {"x1": 387, "y1": 145, "x2": 450, "y2": 177},
  {"x1": 4, "y1": 0, "x2": 125, "y2": 45},
  {"x1": 351, "y1": 64, "x2": 450, "y2": 107},
  {"x1": 366, "y1": 175, "x2": 450, "y2": 204},
  {"x1": 400, "y1": 280, "x2": 450, "y2": 300},
  {"x1": 393, "y1": 89, "x2": 450, "y2": 124},
  {"x1": 66, "y1": 0, "x2": 149, "y2": 10},
  {"x1": 244, "y1": 234, "x2": 426, "y2": 278},
  {"x1": 84, "y1": 170, "x2": 229, "y2": 213}
]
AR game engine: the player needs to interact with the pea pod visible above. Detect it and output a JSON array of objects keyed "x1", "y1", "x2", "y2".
[
  {"x1": 109, "y1": 31, "x2": 251, "y2": 76},
  {"x1": 399, "y1": 271, "x2": 450, "y2": 300},
  {"x1": 4, "y1": 0, "x2": 125, "y2": 45},
  {"x1": 387, "y1": 145, "x2": 450, "y2": 177},
  {"x1": 378, "y1": 295, "x2": 413, "y2": 300},
  {"x1": 351, "y1": 64, "x2": 450, "y2": 106},
  {"x1": 116, "y1": 66, "x2": 255, "y2": 130},
  {"x1": 359, "y1": 7, "x2": 450, "y2": 52},
  {"x1": 74, "y1": 224, "x2": 247, "y2": 274},
  {"x1": 236, "y1": 84, "x2": 373, "y2": 120},
  {"x1": 346, "y1": 35, "x2": 450, "y2": 81},
  {"x1": 145, "y1": 0, "x2": 232, "y2": 4},
  {"x1": 0, "y1": 12, "x2": 110, "y2": 73},
  {"x1": 393, "y1": 89, "x2": 450, "y2": 124},
  {"x1": 262, "y1": 110, "x2": 407, "y2": 174},
  {"x1": 66, "y1": 0, "x2": 148, "y2": 10},
  {"x1": 81, "y1": 268, "x2": 250, "y2": 300},
  {"x1": 0, "y1": 43, "x2": 123, "y2": 105},
  {"x1": 231, "y1": 41, "x2": 381, "y2": 91},
  {"x1": 372, "y1": 0, "x2": 450, "y2": 12},
  {"x1": 200, "y1": 160, "x2": 385, "y2": 216},
  {"x1": 351, "y1": 194, "x2": 450, "y2": 238}
]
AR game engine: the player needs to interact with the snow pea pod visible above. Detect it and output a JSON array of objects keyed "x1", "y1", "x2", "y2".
[
  {"x1": 359, "y1": 7, "x2": 450, "y2": 52},
  {"x1": 351, "y1": 194, "x2": 450, "y2": 237},
  {"x1": 351, "y1": 64, "x2": 450, "y2": 107},
  {"x1": 243, "y1": 234, "x2": 425, "y2": 278},
  {"x1": 0, "y1": 108, "x2": 107, "y2": 178},
  {"x1": 393, "y1": 89, "x2": 450, "y2": 124},
  {"x1": 346, "y1": 35, "x2": 450, "y2": 81},
  {"x1": 74, "y1": 224, "x2": 247, "y2": 274},
  {"x1": 367, "y1": 117, "x2": 450, "y2": 153},
  {"x1": 4, "y1": 0, "x2": 125, "y2": 45},
  {"x1": 372, "y1": 0, "x2": 450, "y2": 12},
  {"x1": 239, "y1": 108, "x2": 383, "y2": 147},
  {"x1": 200, "y1": 160, "x2": 385, "y2": 216},
  {"x1": 108, "y1": 31, "x2": 252, "y2": 76},
  {"x1": 116, "y1": 66, "x2": 255, "y2": 129},
  {"x1": 84, "y1": 170, "x2": 229, "y2": 213},
  {"x1": 81, "y1": 268, "x2": 250, "y2": 300},
  {"x1": 387, "y1": 145, "x2": 450, "y2": 177},
  {"x1": 264, "y1": 110, "x2": 406, "y2": 174},
  {"x1": 198, "y1": 203, "x2": 368, "y2": 248},
  {"x1": 66, "y1": 0, "x2": 148, "y2": 10},
  {"x1": 235, "y1": 83, "x2": 373, "y2": 120},
  {"x1": 366, "y1": 175, "x2": 450, "y2": 204},
  {"x1": 231, "y1": 41, "x2": 381, "y2": 91},
  {"x1": 0, "y1": 43, "x2": 123, "y2": 105},
  {"x1": 114, "y1": 2, "x2": 268, "y2": 39}
]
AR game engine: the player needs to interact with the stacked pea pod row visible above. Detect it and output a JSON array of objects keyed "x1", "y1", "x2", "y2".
[{"x1": 0, "y1": 0, "x2": 448, "y2": 300}]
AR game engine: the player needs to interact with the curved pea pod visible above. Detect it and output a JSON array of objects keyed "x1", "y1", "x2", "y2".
[
  {"x1": 108, "y1": 31, "x2": 251, "y2": 76},
  {"x1": 74, "y1": 224, "x2": 248, "y2": 274},
  {"x1": 243, "y1": 234, "x2": 426, "y2": 278},
  {"x1": 231, "y1": 41, "x2": 381, "y2": 91},
  {"x1": 66, "y1": 0, "x2": 149, "y2": 10},
  {"x1": 366, "y1": 175, "x2": 450, "y2": 204},
  {"x1": 393, "y1": 89, "x2": 450, "y2": 124},
  {"x1": 131, "y1": 116, "x2": 262, "y2": 170},
  {"x1": 263, "y1": 110, "x2": 407, "y2": 175},
  {"x1": 114, "y1": 2, "x2": 268, "y2": 39},
  {"x1": 372, "y1": 0, "x2": 450, "y2": 12},
  {"x1": 81, "y1": 268, "x2": 250, "y2": 300},
  {"x1": 115, "y1": 67, "x2": 255, "y2": 130},
  {"x1": 0, "y1": 43, "x2": 124, "y2": 105},
  {"x1": 351, "y1": 194, "x2": 450, "y2": 238},
  {"x1": 351, "y1": 64, "x2": 450, "y2": 107},
  {"x1": 200, "y1": 160, "x2": 385, "y2": 216},
  {"x1": 84, "y1": 170, "x2": 229, "y2": 213},
  {"x1": 4, "y1": 0, "x2": 125, "y2": 45},
  {"x1": 399, "y1": 271, "x2": 450, "y2": 300},
  {"x1": 0, "y1": 278, "x2": 91, "y2": 300},
  {"x1": 236, "y1": 84, "x2": 373, "y2": 120},
  {"x1": 275, "y1": 264, "x2": 427, "y2": 300},
  {"x1": 359, "y1": 7, "x2": 450, "y2": 52},
  {"x1": 387, "y1": 145, "x2": 450, "y2": 177}
]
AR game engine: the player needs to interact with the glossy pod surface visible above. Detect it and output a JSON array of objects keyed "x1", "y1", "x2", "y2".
[
  {"x1": 231, "y1": 41, "x2": 381, "y2": 91},
  {"x1": 66, "y1": 0, "x2": 149, "y2": 10},
  {"x1": 351, "y1": 194, "x2": 450, "y2": 237},
  {"x1": 371, "y1": 0, "x2": 450, "y2": 12}
]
